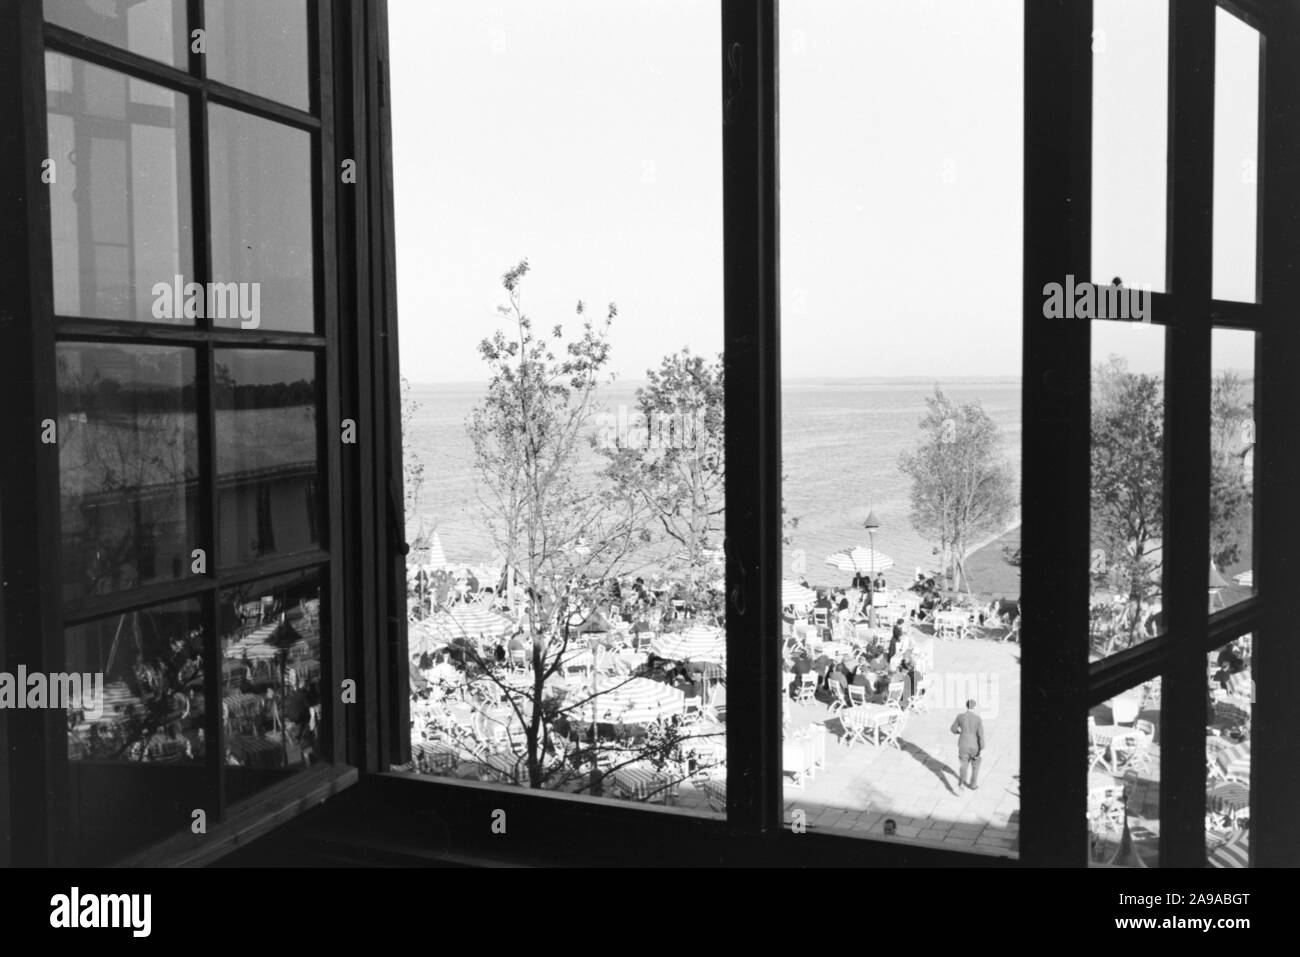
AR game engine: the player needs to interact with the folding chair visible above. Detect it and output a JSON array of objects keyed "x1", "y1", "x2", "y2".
[
  {"x1": 826, "y1": 680, "x2": 849, "y2": 713},
  {"x1": 885, "y1": 679, "x2": 905, "y2": 709},
  {"x1": 908, "y1": 673, "x2": 931, "y2": 713},
  {"x1": 880, "y1": 710, "x2": 909, "y2": 749},
  {"x1": 842, "y1": 709, "x2": 870, "y2": 749},
  {"x1": 848, "y1": 684, "x2": 868, "y2": 708}
]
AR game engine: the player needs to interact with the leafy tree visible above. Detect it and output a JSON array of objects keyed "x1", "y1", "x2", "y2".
[
  {"x1": 1090, "y1": 357, "x2": 1163, "y2": 647},
  {"x1": 464, "y1": 260, "x2": 667, "y2": 788},
  {"x1": 599, "y1": 350, "x2": 725, "y2": 608},
  {"x1": 899, "y1": 386, "x2": 1015, "y2": 593},
  {"x1": 1209, "y1": 371, "x2": 1252, "y2": 570}
]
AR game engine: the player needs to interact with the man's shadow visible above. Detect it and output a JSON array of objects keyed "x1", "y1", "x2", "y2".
[{"x1": 898, "y1": 739, "x2": 961, "y2": 794}]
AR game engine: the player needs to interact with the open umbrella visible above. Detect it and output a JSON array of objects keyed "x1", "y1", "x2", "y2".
[
  {"x1": 782, "y1": 580, "x2": 817, "y2": 609},
  {"x1": 1215, "y1": 742, "x2": 1251, "y2": 783},
  {"x1": 589, "y1": 676, "x2": 685, "y2": 724},
  {"x1": 1207, "y1": 780, "x2": 1251, "y2": 814},
  {"x1": 650, "y1": 624, "x2": 725, "y2": 662},
  {"x1": 825, "y1": 546, "x2": 895, "y2": 576},
  {"x1": 1208, "y1": 831, "x2": 1249, "y2": 868}
]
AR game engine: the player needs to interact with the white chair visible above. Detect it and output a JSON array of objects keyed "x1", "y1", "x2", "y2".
[
  {"x1": 795, "y1": 673, "x2": 818, "y2": 704},
  {"x1": 848, "y1": 685, "x2": 868, "y2": 708},
  {"x1": 782, "y1": 735, "x2": 810, "y2": 788},
  {"x1": 885, "y1": 679, "x2": 905, "y2": 709},
  {"x1": 881, "y1": 710, "x2": 909, "y2": 749}
]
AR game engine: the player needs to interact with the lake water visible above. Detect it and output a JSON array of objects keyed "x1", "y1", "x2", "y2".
[{"x1": 403, "y1": 377, "x2": 1021, "y2": 587}]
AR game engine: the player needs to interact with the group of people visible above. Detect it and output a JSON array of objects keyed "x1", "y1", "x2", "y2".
[{"x1": 783, "y1": 618, "x2": 924, "y2": 711}]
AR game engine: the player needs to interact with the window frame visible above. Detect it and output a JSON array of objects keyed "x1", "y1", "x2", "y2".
[{"x1": 3, "y1": 0, "x2": 1300, "y2": 868}]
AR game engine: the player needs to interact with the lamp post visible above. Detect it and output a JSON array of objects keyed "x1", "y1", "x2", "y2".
[{"x1": 863, "y1": 509, "x2": 880, "y2": 626}]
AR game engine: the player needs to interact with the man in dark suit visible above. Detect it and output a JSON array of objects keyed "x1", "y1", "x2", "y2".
[{"x1": 951, "y1": 699, "x2": 985, "y2": 790}]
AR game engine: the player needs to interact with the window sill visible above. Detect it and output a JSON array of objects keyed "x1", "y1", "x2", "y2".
[{"x1": 113, "y1": 763, "x2": 359, "y2": 867}]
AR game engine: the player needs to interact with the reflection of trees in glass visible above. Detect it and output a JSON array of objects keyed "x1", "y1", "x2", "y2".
[
  {"x1": 1209, "y1": 371, "x2": 1252, "y2": 571},
  {"x1": 58, "y1": 358, "x2": 196, "y2": 595},
  {"x1": 1091, "y1": 357, "x2": 1164, "y2": 649},
  {"x1": 1090, "y1": 359, "x2": 1253, "y2": 652}
]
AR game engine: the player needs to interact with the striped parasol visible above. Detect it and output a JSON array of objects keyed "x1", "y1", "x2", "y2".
[
  {"x1": 782, "y1": 580, "x2": 818, "y2": 609},
  {"x1": 1213, "y1": 695, "x2": 1251, "y2": 726},
  {"x1": 825, "y1": 546, "x2": 894, "y2": 576},
  {"x1": 589, "y1": 676, "x2": 685, "y2": 724},
  {"x1": 1207, "y1": 780, "x2": 1251, "y2": 814},
  {"x1": 650, "y1": 624, "x2": 725, "y2": 662},
  {"x1": 1215, "y1": 742, "x2": 1251, "y2": 783},
  {"x1": 1208, "y1": 831, "x2": 1249, "y2": 868},
  {"x1": 1225, "y1": 669, "x2": 1252, "y2": 698},
  {"x1": 420, "y1": 532, "x2": 454, "y2": 572}
]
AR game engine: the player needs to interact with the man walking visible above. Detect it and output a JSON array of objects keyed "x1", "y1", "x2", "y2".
[{"x1": 951, "y1": 699, "x2": 985, "y2": 790}]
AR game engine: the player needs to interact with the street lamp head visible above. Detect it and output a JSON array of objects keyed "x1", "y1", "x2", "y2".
[{"x1": 862, "y1": 510, "x2": 881, "y2": 530}]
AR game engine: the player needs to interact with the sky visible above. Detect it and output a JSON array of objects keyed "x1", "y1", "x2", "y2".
[{"x1": 388, "y1": 0, "x2": 1256, "y2": 384}]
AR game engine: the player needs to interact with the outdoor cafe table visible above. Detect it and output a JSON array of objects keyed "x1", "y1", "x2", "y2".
[
  {"x1": 610, "y1": 762, "x2": 674, "y2": 803},
  {"x1": 841, "y1": 703, "x2": 900, "y2": 746}
]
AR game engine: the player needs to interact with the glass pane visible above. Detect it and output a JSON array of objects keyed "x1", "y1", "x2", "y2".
[
  {"x1": 208, "y1": 105, "x2": 315, "y2": 332},
  {"x1": 1088, "y1": 677, "x2": 1160, "y2": 866},
  {"x1": 1212, "y1": 7, "x2": 1262, "y2": 303},
  {"x1": 45, "y1": 0, "x2": 189, "y2": 68},
  {"x1": 1092, "y1": 0, "x2": 1168, "y2": 292},
  {"x1": 221, "y1": 569, "x2": 324, "y2": 803},
  {"x1": 1210, "y1": 328, "x2": 1255, "y2": 613},
  {"x1": 1206, "y1": 633, "x2": 1252, "y2": 867},
  {"x1": 1091, "y1": 321, "x2": 1166, "y2": 657},
  {"x1": 391, "y1": 0, "x2": 726, "y2": 812},
  {"x1": 204, "y1": 0, "x2": 311, "y2": 111},
  {"x1": 214, "y1": 350, "x2": 321, "y2": 566},
  {"x1": 58, "y1": 343, "x2": 199, "y2": 601},
  {"x1": 778, "y1": 0, "x2": 1022, "y2": 853},
  {"x1": 45, "y1": 52, "x2": 193, "y2": 322},
  {"x1": 64, "y1": 599, "x2": 207, "y2": 865}
]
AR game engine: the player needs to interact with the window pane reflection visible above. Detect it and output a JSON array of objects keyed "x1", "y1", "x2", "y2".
[
  {"x1": 58, "y1": 343, "x2": 199, "y2": 601},
  {"x1": 221, "y1": 570, "x2": 324, "y2": 803},
  {"x1": 45, "y1": 52, "x2": 193, "y2": 322},
  {"x1": 204, "y1": 0, "x2": 311, "y2": 111},
  {"x1": 1091, "y1": 321, "x2": 1166, "y2": 656},
  {"x1": 1091, "y1": 0, "x2": 1168, "y2": 292},
  {"x1": 44, "y1": 0, "x2": 189, "y2": 68},
  {"x1": 1088, "y1": 677, "x2": 1160, "y2": 866},
  {"x1": 1210, "y1": 329, "x2": 1256, "y2": 614},
  {"x1": 1206, "y1": 634, "x2": 1252, "y2": 867},
  {"x1": 1212, "y1": 7, "x2": 1262, "y2": 303},
  {"x1": 215, "y1": 350, "x2": 321, "y2": 566},
  {"x1": 208, "y1": 105, "x2": 315, "y2": 332},
  {"x1": 64, "y1": 599, "x2": 207, "y2": 865}
]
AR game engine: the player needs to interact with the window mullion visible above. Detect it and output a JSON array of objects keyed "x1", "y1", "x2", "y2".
[{"x1": 1159, "y1": 0, "x2": 1215, "y2": 868}]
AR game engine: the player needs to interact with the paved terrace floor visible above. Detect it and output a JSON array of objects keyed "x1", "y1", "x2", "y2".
[{"x1": 674, "y1": 637, "x2": 1022, "y2": 856}]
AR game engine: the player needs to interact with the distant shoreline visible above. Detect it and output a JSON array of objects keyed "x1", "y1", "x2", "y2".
[{"x1": 404, "y1": 375, "x2": 1027, "y2": 390}]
